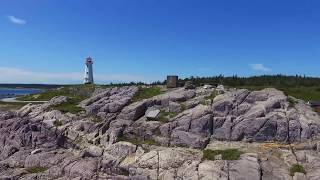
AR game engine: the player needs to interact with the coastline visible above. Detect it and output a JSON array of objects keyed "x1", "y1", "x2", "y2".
[{"x1": 0, "y1": 97, "x2": 48, "y2": 103}]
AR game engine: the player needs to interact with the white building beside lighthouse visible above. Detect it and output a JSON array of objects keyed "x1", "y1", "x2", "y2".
[{"x1": 84, "y1": 56, "x2": 94, "y2": 84}]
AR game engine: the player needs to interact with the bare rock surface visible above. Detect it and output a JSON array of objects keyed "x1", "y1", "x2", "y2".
[{"x1": 2, "y1": 86, "x2": 320, "y2": 179}]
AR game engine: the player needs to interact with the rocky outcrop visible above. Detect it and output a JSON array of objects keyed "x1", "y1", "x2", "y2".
[
  {"x1": 81, "y1": 86, "x2": 139, "y2": 119},
  {"x1": 160, "y1": 105, "x2": 212, "y2": 148},
  {"x1": 2, "y1": 86, "x2": 320, "y2": 179},
  {"x1": 211, "y1": 88, "x2": 320, "y2": 143}
]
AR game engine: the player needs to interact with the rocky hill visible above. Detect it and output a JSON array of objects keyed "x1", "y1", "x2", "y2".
[{"x1": 1, "y1": 86, "x2": 320, "y2": 179}]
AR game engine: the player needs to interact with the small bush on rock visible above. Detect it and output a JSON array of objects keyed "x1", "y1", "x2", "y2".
[
  {"x1": 290, "y1": 164, "x2": 306, "y2": 176},
  {"x1": 203, "y1": 149, "x2": 243, "y2": 161}
]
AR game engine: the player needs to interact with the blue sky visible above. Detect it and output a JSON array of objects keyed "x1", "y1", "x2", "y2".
[{"x1": 0, "y1": 0, "x2": 319, "y2": 84}]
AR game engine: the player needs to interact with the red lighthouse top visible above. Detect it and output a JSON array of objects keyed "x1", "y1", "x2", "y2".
[{"x1": 86, "y1": 56, "x2": 93, "y2": 64}]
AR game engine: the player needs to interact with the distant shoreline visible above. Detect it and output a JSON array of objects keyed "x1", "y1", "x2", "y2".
[
  {"x1": 0, "y1": 97, "x2": 47, "y2": 103},
  {"x1": 0, "y1": 84, "x2": 63, "y2": 89},
  {"x1": 0, "y1": 88, "x2": 44, "y2": 100}
]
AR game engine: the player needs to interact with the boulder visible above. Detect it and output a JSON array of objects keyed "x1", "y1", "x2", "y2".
[
  {"x1": 31, "y1": 149, "x2": 42, "y2": 155},
  {"x1": 228, "y1": 153, "x2": 261, "y2": 180},
  {"x1": 168, "y1": 101, "x2": 181, "y2": 113},
  {"x1": 81, "y1": 86, "x2": 138, "y2": 115},
  {"x1": 103, "y1": 142, "x2": 137, "y2": 165},
  {"x1": 198, "y1": 160, "x2": 228, "y2": 180},
  {"x1": 118, "y1": 100, "x2": 149, "y2": 121},
  {"x1": 83, "y1": 145, "x2": 104, "y2": 157},
  {"x1": 65, "y1": 158, "x2": 99, "y2": 179},
  {"x1": 146, "y1": 109, "x2": 160, "y2": 120}
]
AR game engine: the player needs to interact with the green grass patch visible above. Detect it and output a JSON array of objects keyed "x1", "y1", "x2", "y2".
[
  {"x1": 203, "y1": 149, "x2": 243, "y2": 161},
  {"x1": 0, "y1": 101, "x2": 29, "y2": 111},
  {"x1": 117, "y1": 135, "x2": 160, "y2": 146},
  {"x1": 279, "y1": 87, "x2": 320, "y2": 102},
  {"x1": 17, "y1": 84, "x2": 96, "y2": 101},
  {"x1": 239, "y1": 86, "x2": 320, "y2": 102},
  {"x1": 16, "y1": 85, "x2": 96, "y2": 114},
  {"x1": 290, "y1": 164, "x2": 306, "y2": 176},
  {"x1": 26, "y1": 166, "x2": 48, "y2": 174},
  {"x1": 132, "y1": 86, "x2": 162, "y2": 102},
  {"x1": 157, "y1": 110, "x2": 178, "y2": 123},
  {"x1": 52, "y1": 98, "x2": 84, "y2": 114},
  {"x1": 181, "y1": 103, "x2": 187, "y2": 111}
]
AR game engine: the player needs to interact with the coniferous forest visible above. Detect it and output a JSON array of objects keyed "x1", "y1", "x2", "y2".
[{"x1": 177, "y1": 75, "x2": 320, "y2": 101}]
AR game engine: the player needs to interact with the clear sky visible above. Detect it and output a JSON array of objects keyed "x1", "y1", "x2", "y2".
[{"x1": 0, "y1": 0, "x2": 319, "y2": 84}]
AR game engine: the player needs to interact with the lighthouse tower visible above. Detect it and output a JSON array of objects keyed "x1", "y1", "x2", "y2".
[{"x1": 84, "y1": 56, "x2": 94, "y2": 84}]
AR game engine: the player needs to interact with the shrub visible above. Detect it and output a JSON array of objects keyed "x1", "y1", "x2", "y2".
[
  {"x1": 203, "y1": 149, "x2": 243, "y2": 161},
  {"x1": 290, "y1": 164, "x2": 306, "y2": 176}
]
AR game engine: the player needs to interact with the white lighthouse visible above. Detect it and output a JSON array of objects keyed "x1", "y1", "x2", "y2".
[{"x1": 84, "y1": 56, "x2": 94, "y2": 84}]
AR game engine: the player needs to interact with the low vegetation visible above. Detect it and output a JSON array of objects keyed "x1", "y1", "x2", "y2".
[
  {"x1": 314, "y1": 107, "x2": 320, "y2": 115},
  {"x1": 132, "y1": 86, "x2": 162, "y2": 102},
  {"x1": 16, "y1": 85, "x2": 97, "y2": 114},
  {"x1": 288, "y1": 97, "x2": 298, "y2": 108},
  {"x1": 90, "y1": 116, "x2": 104, "y2": 123},
  {"x1": 179, "y1": 75, "x2": 320, "y2": 102},
  {"x1": 26, "y1": 166, "x2": 48, "y2": 174},
  {"x1": 157, "y1": 110, "x2": 178, "y2": 123},
  {"x1": 236, "y1": 86, "x2": 320, "y2": 102},
  {"x1": 17, "y1": 84, "x2": 96, "y2": 101},
  {"x1": 180, "y1": 103, "x2": 187, "y2": 111},
  {"x1": 117, "y1": 135, "x2": 160, "y2": 146},
  {"x1": 52, "y1": 98, "x2": 84, "y2": 114},
  {"x1": 0, "y1": 101, "x2": 29, "y2": 111},
  {"x1": 279, "y1": 87, "x2": 320, "y2": 102},
  {"x1": 203, "y1": 149, "x2": 243, "y2": 161},
  {"x1": 204, "y1": 90, "x2": 219, "y2": 100},
  {"x1": 290, "y1": 164, "x2": 306, "y2": 176}
]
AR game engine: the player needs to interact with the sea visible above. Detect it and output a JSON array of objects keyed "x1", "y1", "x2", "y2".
[{"x1": 0, "y1": 88, "x2": 42, "y2": 99}]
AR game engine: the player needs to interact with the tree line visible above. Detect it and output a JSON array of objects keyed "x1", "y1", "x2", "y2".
[
  {"x1": 109, "y1": 75, "x2": 320, "y2": 88},
  {"x1": 178, "y1": 75, "x2": 320, "y2": 88}
]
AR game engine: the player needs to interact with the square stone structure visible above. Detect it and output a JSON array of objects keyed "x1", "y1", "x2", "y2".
[{"x1": 167, "y1": 75, "x2": 179, "y2": 88}]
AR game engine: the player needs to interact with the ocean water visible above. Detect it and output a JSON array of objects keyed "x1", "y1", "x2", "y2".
[{"x1": 0, "y1": 88, "x2": 42, "y2": 99}]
